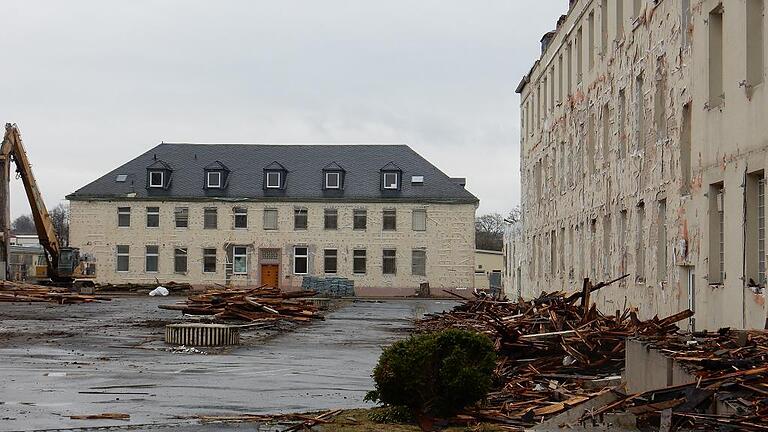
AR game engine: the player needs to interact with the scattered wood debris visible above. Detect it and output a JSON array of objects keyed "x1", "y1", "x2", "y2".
[
  {"x1": 159, "y1": 285, "x2": 324, "y2": 323},
  {"x1": 197, "y1": 408, "x2": 342, "y2": 429},
  {"x1": 68, "y1": 413, "x2": 130, "y2": 420},
  {"x1": 96, "y1": 281, "x2": 193, "y2": 293},
  {"x1": 0, "y1": 280, "x2": 111, "y2": 304},
  {"x1": 416, "y1": 276, "x2": 693, "y2": 430},
  {"x1": 582, "y1": 329, "x2": 768, "y2": 431}
]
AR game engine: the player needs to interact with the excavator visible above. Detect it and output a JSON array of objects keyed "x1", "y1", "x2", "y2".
[{"x1": 0, "y1": 123, "x2": 95, "y2": 287}]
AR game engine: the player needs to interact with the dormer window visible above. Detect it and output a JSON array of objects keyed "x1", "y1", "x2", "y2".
[
  {"x1": 266, "y1": 171, "x2": 281, "y2": 188},
  {"x1": 383, "y1": 172, "x2": 399, "y2": 189},
  {"x1": 263, "y1": 161, "x2": 288, "y2": 190},
  {"x1": 325, "y1": 172, "x2": 340, "y2": 189},
  {"x1": 203, "y1": 161, "x2": 230, "y2": 191},
  {"x1": 207, "y1": 171, "x2": 221, "y2": 188},
  {"x1": 380, "y1": 162, "x2": 403, "y2": 192},
  {"x1": 322, "y1": 162, "x2": 346, "y2": 191},
  {"x1": 149, "y1": 171, "x2": 164, "y2": 188}
]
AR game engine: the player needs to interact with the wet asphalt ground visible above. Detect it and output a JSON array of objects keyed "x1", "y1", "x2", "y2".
[{"x1": 0, "y1": 297, "x2": 456, "y2": 431}]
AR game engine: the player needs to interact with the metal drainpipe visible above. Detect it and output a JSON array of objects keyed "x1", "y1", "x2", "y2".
[{"x1": 743, "y1": 168, "x2": 748, "y2": 329}]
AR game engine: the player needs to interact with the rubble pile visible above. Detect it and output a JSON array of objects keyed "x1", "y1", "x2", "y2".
[
  {"x1": 96, "y1": 281, "x2": 193, "y2": 293},
  {"x1": 159, "y1": 286, "x2": 324, "y2": 323},
  {"x1": 0, "y1": 280, "x2": 111, "y2": 304},
  {"x1": 416, "y1": 276, "x2": 693, "y2": 429},
  {"x1": 584, "y1": 329, "x2": 768, "y2": 431}
]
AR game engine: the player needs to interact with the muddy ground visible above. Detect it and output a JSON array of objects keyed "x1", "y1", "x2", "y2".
[{"x1": 0, "y1": 296, "x2": 456, "y2": 431}]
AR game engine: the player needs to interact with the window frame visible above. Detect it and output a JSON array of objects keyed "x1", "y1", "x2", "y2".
[
  {"x1": 233, "y1": 246, "x2": 248, "y2": 275},
  {"x1": 353, "y1": 249, "x2": 367, "y2": 274},
  {"x1": 149, "y1": 171, "x2": 164, "y2": 188},
  {"x1": 116, "y1": 245, "x2": 130, "y2": 272},
  {"x1": 117, "y1": 207, "x2": 131, "y2": 228},
  {"x1": 145, "y1": 245, "x2": 159, "y2": 273},
  {"x1": 207, "y1": 171, "x2": 222, "y2": 189},
  {"x1": 263, "y1": 208, "x2": 278, "y2": 230},
  {"x1": 146, "y1": 206, "x2": 160, "y2": 228},
  {"x1": 203, "y1": 207, "x2": 218, "y2": 230},
  {"x1": 412, "y1": 209, "x2": 427, "y2": 232},
  {"x1": 383, "y1": 249, "x2": 397, "y2": 275},
  {"x1": 353, "y1": 209, "x2": 367, "y2": 230},
  {"x1": 412, "y1": 249, "x2": 427, "y2": 276},
  {"x1": 203, "y1": 248, "x2": 217, "y2": 274},
  {"x1": 324, "y1": 249, "x2": 338, "y2": 274},
  {"x1": 266, "y1": 171, "x2": 281, "y2": 189},
  {"x1": 234, "y1": 207, "x2": 248, "y2": 229},
  {"x1": 325, "y1": 172, "x2": 341, "y2": 189},
  {"x1": 383, "y1": 172, "x2": 399, "y2": 190},
  {"x1": 174, "y1": 247, "x2": 188, "y2": 274},
  {"x1": 174, "y1": 207, "x2": 189, "y2": 228},
  {"x1": 382, "y1": 209, "x2": 397, "y2": 231},
  {"x1": 294, "y1": 246, "x2": 309, "y2": 275},
  {"x1": 324, "y1": 208, "x2": 338, "y2": 230},
  {"x1": 294, "y1": 208, "x2": 308, "y2": 230}
]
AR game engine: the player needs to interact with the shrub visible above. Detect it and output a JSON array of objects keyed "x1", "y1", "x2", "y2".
[{"x1": 366, "y1": 329, "x2": 496, "y2": 431}]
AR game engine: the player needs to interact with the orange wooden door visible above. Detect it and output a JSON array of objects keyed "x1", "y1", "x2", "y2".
[{"x1": 260, "y1": 264, "x2": 279, "y2": 288}]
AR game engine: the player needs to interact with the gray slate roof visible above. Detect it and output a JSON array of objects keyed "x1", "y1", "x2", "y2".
[{"x1": 68, "y1": 143, "x2": 478, "y2": 204}]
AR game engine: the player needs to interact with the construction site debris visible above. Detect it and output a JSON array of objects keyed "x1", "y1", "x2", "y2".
[
  {"x1": 96, "y1": 281, "x2": 192, "y2": 293},
  {"x1": 158, "y1": 286, "x2": 324, "y2": 323},
  {"x1": 582, "y1": 329, "x2": 768, "y2": 431},
  {"x1": 415, "y1": 276, "x2": 692, "y2": 430},
  {"x1": 196, "y1": 409, "x2": 342, "y2": 430},
  {"x1": 68, "y1": 413, "x2": 130, "y2": 420},
  {"x1": 0, "y1": 280, "x2": 111, "y2": 304}
]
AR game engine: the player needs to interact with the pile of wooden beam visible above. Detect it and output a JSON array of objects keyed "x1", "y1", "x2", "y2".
[
  {"x1": 416, "y1": 276, "x2": 693, "y2": 429},
  {"x1": 159, "y1": 286, "x2": 323, "y2": 323},
  {"x1": 96, "y1": 281, "x2": 193, "y2": 293},
  {"x1": 583, "y1": 329, "x2": 768, "y2": 431},
  {"x1": 0, "y1": 280, "x2": 111, "y2": 304}
]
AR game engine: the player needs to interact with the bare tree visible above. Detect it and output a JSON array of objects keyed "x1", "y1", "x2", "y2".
[
  {"x1": 475, "y1": 213, "x2": 505, "y2": 251},
  {"x1": 11, "y1": 214, "x2": 35, "y2": 235},
  {"x1": 49, "y1": 203, "x2": 70, "y2": 246}
]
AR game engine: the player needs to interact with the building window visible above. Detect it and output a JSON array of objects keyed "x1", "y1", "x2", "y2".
[
  {"x1": 145, "y1": 245, "x2": 159, "y2": 272},
  {"x1": 760, "y1": 178, "x2": 766, "y2": 285},
  {"x1": 353, "y1": 209, "x2": 367, "y2": 230},
  {"x1": 117, "y1": 207, "x2": 131, "y2": 227},
  {"x1": 588, "y1": 11, "x2": 595, "y2": 71},
  {"x1": 146, "y1": 207, "x2": 159, "y2": 228},
  {"x1": 747, "y1": 173, "x2": 766, "y2": 286},
  {"x1": 203, "y1": 248, "x2": 217, "y2": 273},
  {"x1": 383, "y1": 249, "x2": 397, "y2": 275},
  {"x1": 636, "y1": 202, "x2": 646, "y2": 282},
  {"x1": 174, "y1": 248, "x2": 188, "y2": 274},
  {"x1": 657, "y1": 199, "x2": 667, "y2": 282},
  {"x1": 383, "y1": 209, "x2": 397, "y2": 231},
  {"x1": 618, "y1": 88, "x2": 626, "y2": 159},
  {"x1": 635, "y1": 73, "x2": 645, "y2": 152},
  {"x1": 263, "y1": 208, "x2": 278, "y2": 230},
  {"x1": 234, "y1": 207, "x2": 247, "y2": 229},
  {"x1": 207, "y1": 171, "x2": 222, "y2": 188},
  {"x1": 324, "y1": 208, "x2": 338, "y2": 230},
  {"x1": 294, "y1": 208, "x2": 308, "y2": 230},
  {"x1": 294, "y1": 246, "x2": 308, "y2": 275},
  {"x1": 709, "y1": 184, "x2": 725, "y2": 284},
  {"x1": 383, "y1": 172, "x2": 398, "y2": 189},
  {"x1": 116, "y1": 245, "x2": 130, "y2": 272},
  {"x1": 324, "y1": 249, "x2": 337, "y2": 274},
  {"x1": 266, "y1": 171, "x2": 281, "y2": 189},
  {"x1": 149, "y1": 171, "x2": 164, "y2": 188},
  {"x1": 173, "y1": 207, "x2": 189, "y2": 228},
  {"x1": 681, "y1": 104, "x2": 692, "y2": 194},
  {"x1": 353, "y1": 249, "x2": 366, "y2": 274},
  {"x1": 204, "y1": 207, "x2": 218, "y2": 229},
  {"x1": 233, "y1": 246, "x2": 248, "y2": 275},
  {"x1": 325, "y1": 172, "x2": 340, "y2": 189},
  {"x1": 709, "y1": 5, "x2": 724, "y2": 106},
  {"x1": 747, "y1": 0, "x2": 764, "y2": 87},
  {"x1": 412, "y1": 209, "x2": 427, "y2": 231},
  {"x1": 412, "y1": 249, "x2": 426, "y2": 276},
  {"x1": 616, "y1": 0, "x2": 624, "y2": 38}
]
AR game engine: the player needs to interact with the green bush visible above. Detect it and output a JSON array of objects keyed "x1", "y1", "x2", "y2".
[{"x1": 366, "y1": 329, "x2": 496, "y2": 429}]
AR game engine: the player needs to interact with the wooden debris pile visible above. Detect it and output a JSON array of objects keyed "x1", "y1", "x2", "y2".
[
  {"x1": 0, "y1": 280, "x2": 111, "y2": 304},
  {"x1": 197, "y1": 409, "x2": 342, "y2": 430},
  {"x1": 159, "y1": 285, "x2": 324, "y2": 323},
  {"x1": 96, "y1": 281, "x2": 193, "y2": 293},
  {"x1": 582, "y1": 329, "x2": 768, "y2": 431},
  {"x1": 416, "y1": 276, "x2": 693, "y2": 430}
]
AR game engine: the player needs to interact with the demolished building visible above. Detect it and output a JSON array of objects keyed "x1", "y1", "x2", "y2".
[{"x1": 515, "y1": 0, "x2": 768, "y2": 329}]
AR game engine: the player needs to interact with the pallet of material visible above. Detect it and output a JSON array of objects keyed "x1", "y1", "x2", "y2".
[
  {"x1": 158, "y1": 285, "x2": 323, "y2": 323},
  {"x1": 0, "y1": 280, "x2": 111, "y2": 304},
  {"x1": 416, "y1": 275, "x2": 693, "y2": 429}
]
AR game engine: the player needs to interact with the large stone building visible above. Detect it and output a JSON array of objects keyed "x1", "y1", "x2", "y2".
[
  {"x1": 67, "y1": 144, "x2": 478, "y2": 296},
  {"x1": 516, "y1": 0, "x2": 768, "y2": 329}
]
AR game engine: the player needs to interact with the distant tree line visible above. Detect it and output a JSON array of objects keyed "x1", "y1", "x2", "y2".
[
  {"x1": 11, "y1": 203, "x2": 69, "y2": 246},
  {"x1": 475, "y1": 207, "x2": 519, "y2": 251}
]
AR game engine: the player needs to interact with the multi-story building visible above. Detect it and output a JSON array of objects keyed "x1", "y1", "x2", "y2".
[
  {"x1": 516, "y1": 0, "x2": 768, "y2": 329},
  {"x1": 67, "y1": 144, "x2": 478, "y2": 296}
]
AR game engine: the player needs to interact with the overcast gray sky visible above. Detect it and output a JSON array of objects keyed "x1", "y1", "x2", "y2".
[{"x1": 0, "y1": 1, "x2": 567, "y2": 219}]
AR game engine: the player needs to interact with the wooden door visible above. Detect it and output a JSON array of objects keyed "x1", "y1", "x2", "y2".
[{"x1": 260, "y1": 264, "x2": 279, "y2": 288}]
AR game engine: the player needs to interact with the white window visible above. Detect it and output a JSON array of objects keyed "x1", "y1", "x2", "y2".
[
  {"x1": 266, "y1": 171, "x2": 281, "y2": 189},
  {"x1": 233, "y1": 246, "x2": 248, "y2": 275},
  {"x1": 234, "y1": 207, "x2": 248, "y2": 229},
  {"x1": 384, "y1": 172, "x2": 398, "y2": 189},
  {"x1": 294, "y1": 246, "x2": 309, "y2": 275},
  {"x1": 207, "y1": 171, "x2": 222, "y2": 188},
  {"x1": 149, "y1": 171, "x2": 164, "y2": 188},
  {"x1": 325, "y1": 172, "x2": 340, "y2": 189},
  {"x1": 145, "y1": 245, "x2": 159, "y2": 272},
  {"x1": 411, "y1": 175, "x2": 424, "y2": 184},
  {"x1": 116, "y1": 245, "x2": 130, "y2": 272}
]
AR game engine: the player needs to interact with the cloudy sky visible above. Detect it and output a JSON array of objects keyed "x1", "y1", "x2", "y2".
[{"x1": 0, "y1": 1, "x2": 566, "y2": 218}]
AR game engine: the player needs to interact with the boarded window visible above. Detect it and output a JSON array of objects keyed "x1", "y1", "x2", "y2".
[
  {"x1": 263, "y1": 208, "x2": 278, "y2": 230},
  {"x1": 118, "y1": 207, "x2": 131, "y2": 227},
  {"x1": 412, "y1": 249, "x2": 426, "y2": 276},
  {"x1": 145, "y1": 245, "x2": 159, "y2": 272},
  {"x1": 116, "y1": 245, "x2": 129, "y2": 272},
  {"x1": 174, "y1": 248, "x2": 188, "y2": 274},
  {"x1": 412, "y1": 209, "x2": 427, "y2": 231},
  {"x1": 146, "y1": 207, "x2": 159, "y2": 228},
  {"x1": 204, "y1": 208, "x2": 218, "y2": 229},
  {"x1": 383, "y1": 249, "x2": 397, "y2": 275},
  {"x1": 203, "y1": 248, "x2": 217, "y2": 273},
  {"x1": 174, "y1": 207, "x2": 189, "y2": 228},
  {"x1": 353, "y1": 249, "x2": 366, "y2": 274}
]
